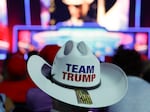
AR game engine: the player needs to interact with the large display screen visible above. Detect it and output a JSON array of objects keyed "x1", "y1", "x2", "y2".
[
  {"x1": 13, "y1": 25, "x2": 150, "y2": 60},
  {"x1": 0, "y1": 0, "x2": 9, "y2": 60},
  {"x1": 41, "y1": 0, "x2": 130, "y2": 31}
]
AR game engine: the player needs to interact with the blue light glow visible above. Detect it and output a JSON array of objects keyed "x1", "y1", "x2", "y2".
[
  {"x1": 24, "y1": 0, "x2": 31, "y2": 25},
  {"x1": 135, "y1": 0, "x2": 141, "y2": 27}
]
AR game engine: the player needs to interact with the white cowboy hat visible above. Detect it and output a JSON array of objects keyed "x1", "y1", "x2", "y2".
[
  {"x1": 27, "y1": 40, "x2": 128, "y2": 108},
  {"x1": 62, "y1": 0, "x2": 94, "y2": 5}
]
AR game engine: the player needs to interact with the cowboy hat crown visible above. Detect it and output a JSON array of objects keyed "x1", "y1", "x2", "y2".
[{"x1": 51, "y1": 40, "x2": 101, "y2": 89}]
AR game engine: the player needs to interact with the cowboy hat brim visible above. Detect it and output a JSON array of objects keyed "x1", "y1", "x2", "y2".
[{"x1": 27, "y1": 55, "x2": 128, "y2": 108}]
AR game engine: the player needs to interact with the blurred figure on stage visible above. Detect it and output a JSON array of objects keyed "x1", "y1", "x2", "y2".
[
  {"x1": 56, "y1": 0, "x2": 96, "y2": 27},
  {"x1": 97, "y1": 0, "x2": 130, "y2": 31}
]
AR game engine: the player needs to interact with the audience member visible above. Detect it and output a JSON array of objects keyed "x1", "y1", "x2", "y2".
[
  {"x1": 0, "y1": 51, "x2": 36, "y2": 111},
  {"x1": 27, "y1": 40, "x2": 128, "y2": 112},
  {"x1": 0, "y1": 53, "x2": 15, "y2": 112},
  {"x1": 112, "y1": 46, "x2": 143, "y2": 76},
  {"x1": 0, "y1": 93, "x2": 15, "y2": 112},
  {"x1": 57, "y1": 0, "x2": 95, "y2": 26},
  {"x1": 6, "y1": 52, "x2": 27, "y2": 81},
  {"x1": 108, "y1": 46, "x2": 150, "y2": 112}
]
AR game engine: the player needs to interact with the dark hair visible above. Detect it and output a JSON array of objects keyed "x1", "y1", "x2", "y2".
[
  {"x1": 142, "y1": 61, "x2": 150, "y2": 83},
  {"x1": 112, "y1": 47, "x2": 143, "y2": 76}
]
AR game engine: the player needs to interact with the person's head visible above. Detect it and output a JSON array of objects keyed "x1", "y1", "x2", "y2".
[
  {"x1": 62, "y1": 0, "x2": 94, "y2": 18},
  {"x1": 67, "y1": 5, "x2": 82, "y2": 19},
  {"x1": 6, "y1": 52, "x2": 27, "y2": 80},
  {"x1": 112, "y1": 46, "x2": 143, "y2": 76},
  {"x1": 27, "y1": 40, "x2": 128, "y2": 111}
]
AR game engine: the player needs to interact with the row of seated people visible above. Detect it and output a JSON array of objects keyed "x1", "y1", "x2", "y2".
[{"x1": 0, "y1": 44, "x2": 150, "y2": 112}]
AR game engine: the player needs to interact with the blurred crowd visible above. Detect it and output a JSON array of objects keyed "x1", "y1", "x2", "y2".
[
  {"x1": 1, "y1": 0, "x2": 150, "y2": 111},
  {"x1": 0, "y1": 43, "x2": 150, "y2": 112}
]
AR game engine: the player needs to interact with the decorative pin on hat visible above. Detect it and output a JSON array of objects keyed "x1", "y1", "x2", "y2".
[{"x1": 27, "y1": 40, "x2": 128, "y2": 108}]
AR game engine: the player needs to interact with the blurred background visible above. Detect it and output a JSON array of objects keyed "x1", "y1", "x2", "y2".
[
  {"x1": 0, "y1": 0, "x2": 150, "y2": 111},
  {"x1": 0, "y1": 0, "x2": 150, "y2": 60}
]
